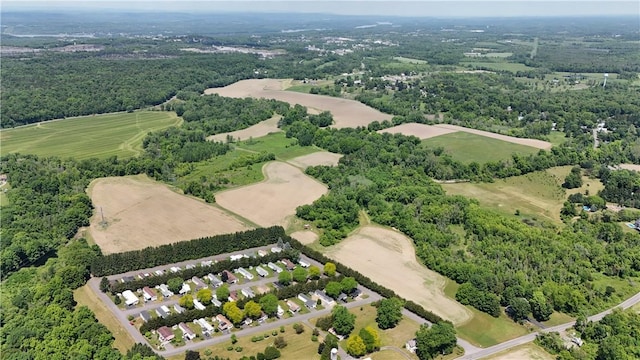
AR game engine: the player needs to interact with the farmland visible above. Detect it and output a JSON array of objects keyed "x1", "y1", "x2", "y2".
[
  {"x1": 323, "y1": 225, "x2": 473, "y2": 325},
  {"x1": 0, "y1": 111, "x2": 181, "y2": 160},
  {"x1": 207, "y1": 115, "x2": 282, "y2": 143},
  {"x1": 484, "y1": 343, "x2": 553, "y2": 360},
  {"x1": 88, "y1": 174, "x2": 250, "y2": 254},
  {"x1": 215, "y1": 161, "x2": 328, "y2": 227},
  {"x1": 205, "y1": 79, "x2": 393, "y2": 128},
  {"x1": 287, "y1": 151, "x2": 343, "y2": 169},
  {"x1": 423, "y1": 131, "x2": 540, "y2": 163},
  {"x1": 379, "y1": 123, "x2": 458, "y2": 139}
]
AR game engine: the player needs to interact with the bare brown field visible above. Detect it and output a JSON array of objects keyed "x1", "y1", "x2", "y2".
[
  {"x1": 484, "y1": 343, "x2": 554, "y2": 360},
  {"x1": 290, "y1": 230, "x2": 318, "y2": 245},
  {"x1": 88, "y1": 175, "x2": 250, "y2": 254},
  {"x1": 379, "y1": 123, "x2": 458, "y2": 139},
  {"x1": 287, "y1": 151, "x2": 343, "y2": 169},
  {"x1": 323, "y1": 225, "x2": 472, "y2": 325},
  {"x1": 215, "y1": 161, "x2": 328, "y2": 227},
  {"x1": 617, "y1": 164, "x2": 640, "y2": 172},
  {"x1": 207, "y1": 115, "x2": 282, "y2": 143},
  {"x1": 205, "y1": 79, "x2": 392, "y2": 128},
  {"x1": 434, "y1": 124, "x2": 552, "y2": 150}
]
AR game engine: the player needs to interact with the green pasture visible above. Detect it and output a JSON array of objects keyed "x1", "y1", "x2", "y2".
[
  {"x1": 422, "y1": 131, "x2": 539, "y2": 164},
  {"x1": 393, "y1": 56, "x2": 428, "y2": 64},
  {"x1": 0, "y1": 111, "x2": 181, "y2": 160},
  {"x1": 235, "y1": 132, "x2": 320, "y2": 160},
  {"x1": 461, "y1": 61, "x2": 534, "y2": 72}
]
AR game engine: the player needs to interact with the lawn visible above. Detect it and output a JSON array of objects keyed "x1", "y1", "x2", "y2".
[
  {"x1": 460, "y1": 61, "x2": 534, "y2": 73},
  {"x1": 541, "y1": 312, "x2": 574, "y2": 327},
  {"x1": 347, "y1": 303, "x2": 421, "y2": 350},
  {"x1": 393, "y1": 56, "x2": 428, "y2": 64},
  {"x1": 0, "y1": 182, "x2": 10, "y2": 207},
  {"x1": 0, "y1": 111, "x2": 181, "y2": 160},
  {"x1": 235, "y1": 132, "x2": 321, "y2": 161},
  {"x1": 444, "y1": 281, "x2": 531, "y2": 348},
  {"x1": 73, "y1": 284, "x2": 136, "y2": 353},
  {"x1": 547, "y1": 131, "x2": 568, "y2": 146},
  {"x1": 166, "y1": 323, "x2": 319, "y2": 360},
  {"x1": 484, "y1": 343, "x2": 553, "y2": 360},
  {"x1": 422, "y1": 132, "x2": 539, "y2": 164}
]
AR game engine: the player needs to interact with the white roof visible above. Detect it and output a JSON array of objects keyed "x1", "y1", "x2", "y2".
[{"x1": 122, "y1": 290, "x2": 138, "y2": 305}]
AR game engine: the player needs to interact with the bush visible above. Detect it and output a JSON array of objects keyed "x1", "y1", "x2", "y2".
[
  {"x1": 235, "y1": 347, "x2": 243, "y2": 352},
  {"x1": 274, "y1": 335, "x2": 287, "y2": 349},
  {"x1": 293, "y1": 323, "x2": 305, "y2": 334},
  {"x1": 227, "y1": 346, "x2": 234, "y2": 351}
]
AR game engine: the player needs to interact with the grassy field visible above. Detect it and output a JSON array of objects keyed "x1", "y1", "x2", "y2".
[
  {"x1": 484, "y1": 343, "x2": 553, "y2": 360},
  {"x1": 0, "y1": 182, "x2": 10, "y2": 207},
  {"x1": 460, "y1": 61, "x2": 534, "y2": 73},
  {"x1": 422, "y1": 132, "x2": 539, "y2": 164},
  {"x1": 74, "y1": 284, "x2": 135, "y2": 353},
  {"x1": 346, "y1": 303, "x2": 421, "y2": 351},
  {"x1": 541, "y1": 312, "x2": 575, "y2": 327},
  {"x1": 285, "y1": 79, "x2": 334, "y2": 93},
  {"x1": 547, "y1": 131, "x2": 568, "y2": 146},
  {"x1": 393, "y1": 56, "x2": 428, "y2": 64},
  {"x1": 235, "y1": 132, "x2": 321, "y2": 161},
  {"x1": 443, "y1": 281, "x2": 531, "y2": 347},
  {"x1": 0, "y1": 111, "x2": 181, "y2": 160}
]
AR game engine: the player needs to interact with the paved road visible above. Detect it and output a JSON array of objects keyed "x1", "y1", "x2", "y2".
[{"x1": 457, "y1": 291, "x2": 640, "y2": 360}]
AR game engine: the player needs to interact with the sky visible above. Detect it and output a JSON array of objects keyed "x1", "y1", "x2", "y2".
[{"x1": 3, "y1": 0, "x2": 639, "y2": 17}]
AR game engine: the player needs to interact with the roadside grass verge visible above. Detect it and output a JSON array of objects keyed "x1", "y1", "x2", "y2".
[
  {"x1": 0, "y1": 111, "x2": 181, "y2": 160},
  {"x1": 422, "y1": 132, "x2": 539, "y2": 164}
]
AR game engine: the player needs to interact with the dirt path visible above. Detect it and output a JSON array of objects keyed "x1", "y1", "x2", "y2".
[{"x1": 323, "y1": 225, "x2": 472, "y2": 325}]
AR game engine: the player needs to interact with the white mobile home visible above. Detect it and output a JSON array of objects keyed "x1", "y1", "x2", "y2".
[
  {"x1": 267, "y1": 262, "x2": 283, "y2": 273},
  {"x1": 121, "y1": 290, "x2": 139, "y2": 306}
]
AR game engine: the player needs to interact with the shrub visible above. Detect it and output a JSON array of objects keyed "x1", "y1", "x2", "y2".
[
  {"x1": 227, "y1": 346, "x2": 234, "y2": 351},
  {"x1": 235, "y1": 347, "x2": 243, "y2": 352},
  {"x1": 293, "y1": 323, "x2": 305, "y2": 334}
]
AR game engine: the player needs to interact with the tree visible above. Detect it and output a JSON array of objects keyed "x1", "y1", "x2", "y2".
[
  {"x1": 196, "y1": 288, "x2": 213, "y2": 304},
  {"x1": 346, "y1": 334, "x2": 367, "y2": 357},
  {"x1": 340, "y1": 277, "x2": 358, "y2": 294},
  {"x1": 508, "y1": 297, "x2": 531, "y2": 322},
  {"x1": 278, "y1": 271, "x2": 292, "y2": 286},
  {"x1": 99, "y1": 277, "x2": 110, "y2": 293},
  {"x1": 274, "y1": 336, "x2": 287, "y2": 349},
  {"x1": 263, "y1": 346, "x2": 281, "y2": 360},
  {"x1": 325, "y1": 281, "x2": 343, "y2": 299},
  {"x1": 530, "y1": 291, "x2": 553, "y2": 321},
  {"x1": 319, "y1": 334, "x2": 338, "y2": 360},
  {"x1": 185, "y1": 350, "x2": 201, "y2": 360},
  {"x1": 167, "y1": 277, "x2": 184, "y2": 294},
  {"x1": 563, "y1": 166, "x2": 583, "y2": 189},
  {"x1": 293, "y1": 323, "x2": 305, "y2": 334},
  {"x1": 376, "y1": 298, "x2": 404, "y2": 329},
  {"x1": 331, "y1": 305, "x2": 355, "y2": 336},
  {"x1": 415, "y1": 322, "x2": 457, "y2": 360},
  {"x1": 324, "y1": 262, "x2": 336, "y2": 277},
  {"x1": 179, "y1": 294, "x2": 194, "y2": 309},
  {"x1": 223, "y1": 302, "x2": 244, "y2": 324},
  {"x1": 216, "y1": 285, "x2": 230, "y2": 302},
  {"x1": 259, "y1": 294, "x2": 279, "y2": 316},
  {"x1": 243, "y1": 300, "x2": 262, "y2": 319},
  {"x1": 308, "y1": 265, "x2": 321, "y2": 280},
  {"x1": 292, "y1": 267, "x2": 308, "y2": 283},
  {"x1": 359, "y1": 327, "x2": 381, "y2": 352}
]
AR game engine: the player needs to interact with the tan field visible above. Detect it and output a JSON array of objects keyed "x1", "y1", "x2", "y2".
[
  {"x1": 207, "y1": 115, "x2": 282, "y2": 143},
  {"x1": 290, "y1": 230, "x2": 318, "y2": 245},
  {"x1": 484, "y1": 343, "x2": 554, "y2": 360},
  {"x1": 379, "y1": 123, "x2": 458, "y2": 139},
  {"x1": 617, "y1": 164, "x2": 640, "y2": 172},
  {"x1": 215, "y1": 161, "x2": 328, "y2": 227},
  {"x1": 434, "y1": 124, "x2": 552, "y2": 150},
  {"x1": 205, "y1": 79, "x2": 392, "y2": 128},
  {"x1": 323, "y1": 225, "x2": 472, "y2": 325},
  {"x1": 287, "y1": 151, "x2": 343, "y2": 169},
  {"x1": 88, "y1": 175, "x2": 250, "y2": 254}
]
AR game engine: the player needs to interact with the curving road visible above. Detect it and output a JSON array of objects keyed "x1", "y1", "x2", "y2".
[{"x1": 458, "y1": 291, "x2": 640, "y2": 359}]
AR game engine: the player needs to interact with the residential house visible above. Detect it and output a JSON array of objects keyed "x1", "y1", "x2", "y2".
[
  {"x1": 179, "y1": 283, "x2": 191, "y2": 295},
  {"x1": 121, "y1": 275, "x2": 135, "y2": 283},
  {"x1": 207, "y1": 273, "x2": 223, "y2": 288},
  {"x1": 222, "y1": 270, "x2": 238, "y2": 284},
  {"x1": 256, "y1": 266, "x2": 269, "y2": 277},
  {"x1": 170, "y1": 266, "x2": 181, "y2": 273},
  {"x1": 157, "y1": 326, "x2": 175, "y2": 342},
  {"x1": 406, "y1": 339, "x2": 417, "y2": 353},
  {"x1": 139, "y1": 310, "x2": 151, "y2": 322},
  {"x1": 216, "y1": 314, "x2": 233, "y2": 331},
  {"x1": 338, "y1": 293, "x2": 348, "y2": 303},
  {"x1": 241, "y1": 287, "x2": 255, "y2": 298},
  {"x1": 228, "y1": 291, "x2": 239, "y2": 302},
  {"x1": 313, "y1": 290, "x2": 335, "y2": 306},
  {"x1": 211, "y1": 297, "x2": 222, "y2": 307},
  {"x1": 142, "y1": 286, "x2": 157, "y2": 302},
  {"x1": 267, "y1": 262, "x2": 283, "y2": 273},
  {"x1": 277, "y1": 305, "x2": 285, "y2": 318},
  {"x1": 156, "y1": 307, "x2": 169, "y2": 319},
  {"x1": 244, "y1": 317, "x2": 253, "y2": 326},
  {"x1": 258, "y1": 312, "x2": 268, "y2": 324},
  {"x1": 281, "y1": 259, "x2": 296, "y2": 271},
  {"x1": 154, "y1": 270, "x2": 164, "y2": 276},
  {"x1": 193, "y1": 299, "x2": 206, "y2": 311},
  {"x1": 298, "y1": 294, "x2": 316, "y2": 309},
  {"x1": 121, "y1": 290, "x2": 139, "y2": 306},
  {"x1": 258, "y1": 249, "x2": 268, "y2": 257},
  {"x1": 237, "y1": 267, "x2": 254, "y2": 280},
  {"x1": 298, "y1": 259, "x2": 310, "y2": 268},
  {"x1": 179, "y1": 322, "x2": 196, "y2": 340},
  {"x1": 201, "y1": 260, "x2": 213, "y2": 267},
  {"x1": 286, "y1": 300, "x2": 300, "y2": 313},
  {"x1": 158, "y1": 284, "x2": 174, "y2": 298},
  {"x1": 194, "y1": 318, "x2": 214, "y2": 336},
  {"x1": 174, "y1": 304, "x2": 186, "y2": 314},
  {"x1": 191, "y1": 276, "x2": 207, "y2": 290},
  {"x1": 271, "y1": 246, "x2": 282, "y2": 253},
  {"x1": 185, "y1": 263, "x2": 196, "y2": 270},
  {"x1": 297, "y1": 293, "x2": 310, "y2": 303}
]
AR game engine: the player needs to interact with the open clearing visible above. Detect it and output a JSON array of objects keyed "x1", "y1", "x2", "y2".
[
  {"x1": 323, "y1": 225, "x2": 472, "y2": 325},
  {"x1": 215, "y1": 161, "x2": 328, "y2": 227},
  {"x1": 484, "y1": 343, "x2": 553, "y2": 360},
  {"x1": 379, "y1": 123, "x2": 458, "y2": 139},
  {"x1": 88, "y1": 174, "x2": 250, "y2": 254},
  {"x1": 423, "y1": 131, "x2": 540, "y2": 163},
  {"x1": 207, "y1": 114, "x2": 282, "y2": 143},
  {"x1": 287, "y1": 151, "x2": 343, "y2": 169},
  {"x1": 617, "y1": 163, "x2": 640, "y2": 172},
  {"x1": 290, "y1": 230, "x2": 318, "y2": 245},
  {"x1": 433, "y1": 124, "x2": 552, "y2": 150},
  {"x1": 205, "y1": 79, "x2": 392, "y2": 128},
  {"x1": 0, "y1": 111, "x2": 181, "y2": 160}
]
